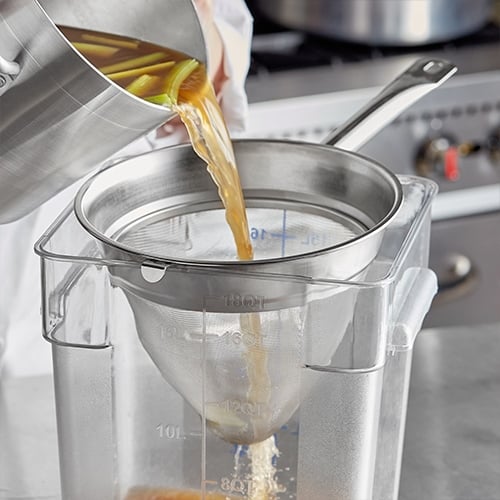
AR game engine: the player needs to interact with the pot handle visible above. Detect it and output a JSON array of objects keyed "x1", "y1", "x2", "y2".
[
  {"x1": 0, "y1": 55, "x2": 20, "y2": 97},
  {"x1": 323, "y1": 58, "x2": 457, "y2": 151}
]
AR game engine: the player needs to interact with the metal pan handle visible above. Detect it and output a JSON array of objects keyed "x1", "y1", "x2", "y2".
[
  {"x1": 0, "y1": 55, "x2": 20, "y2": 97},
  {"x1": 323, "y1": 58, "x2": 457, "y2": 151}
]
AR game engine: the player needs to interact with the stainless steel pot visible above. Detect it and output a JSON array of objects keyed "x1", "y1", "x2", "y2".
[
  {"x1": 254, "y1": 0, "x2": 493, "y2": 46},
  {"x1": 0, "y1": 0, "x2": 205, "y2": 224}
]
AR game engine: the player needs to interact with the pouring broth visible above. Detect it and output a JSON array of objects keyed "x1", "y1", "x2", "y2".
[
  {"x1": 60, "y1": 26, "x2": 253, "y2": 259},
  {"x1": 64, "y1": 27, "x2": 280, "y2": 500}
]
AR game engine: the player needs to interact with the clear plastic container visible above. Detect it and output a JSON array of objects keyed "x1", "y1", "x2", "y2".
[{"x1": 36, "y1": 175, "x2": 437, "y2": 500}]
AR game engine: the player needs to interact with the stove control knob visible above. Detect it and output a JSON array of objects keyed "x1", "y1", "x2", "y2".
[
  {"x1": 486, "y1": 126, "x2": 500, "y2": 164},
  {"x1": 416, "y1": 136, "x2": 460, "y2": 181},
  {"x1": 432, "y1": 252, "x2": 476, "y2": 303},
  {"x1": 416, "y1": 136, "x2": 481, "y2": 181}
]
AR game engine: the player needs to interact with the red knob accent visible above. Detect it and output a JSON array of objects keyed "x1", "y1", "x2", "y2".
[{"x1": 444, "y1": 146, "x2": 460, "y2": 181}]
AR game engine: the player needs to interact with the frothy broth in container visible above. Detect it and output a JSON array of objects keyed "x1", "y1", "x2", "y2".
[
  {"x1": 63, "y1": 26, "x2": 281, "y2": 499},
  {"x1": 126, "y1": 488, "x2": 235, "y2": 500}
]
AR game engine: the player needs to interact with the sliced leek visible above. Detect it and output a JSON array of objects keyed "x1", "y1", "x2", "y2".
[
  {"x1": 100, "y1": 52, "x2": 166, "y2": 75},
  {"x1": 125, "y1": 75, "x2": 160, "y2": 97},
  {"x1": 144, "y1": 59, "x2": 200, "y2": 107},
  {"x1": 162, "y1": 59, "x2": 199, "y2": 105},
  {"x1": 106, "y1": 61, "x2": 175, "y2": 81},
  {"x1": 144, "y1": 93, "x2": 174, "y2": 106},
  {"x1": 72, "y1": 42, "x2": 120, "y2": 58},
  {"x1": 125, "y1": 74, "x2": 160, "y2": 97},
  {"x1": 81, "y1": 33, "x2": 139, "y2": 50}
]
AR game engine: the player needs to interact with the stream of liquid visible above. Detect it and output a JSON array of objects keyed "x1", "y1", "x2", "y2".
[
  {"x1": 64, "y1": 27, "x2": 280, "y2": 500},
  {"x1": 171, "y1": 48, "x2": 279, "y2": 500}
]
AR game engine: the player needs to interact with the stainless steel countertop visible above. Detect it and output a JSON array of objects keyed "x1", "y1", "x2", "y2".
[
  {"x1": 0, "y1": 374, "x2": 59, "y2": 499},
  {"x1": 0, "y1": 323, "x2": 499, "y2": 499},
  {"x1": 400, "y1": 322, "x2": 500, "y2": 500}
]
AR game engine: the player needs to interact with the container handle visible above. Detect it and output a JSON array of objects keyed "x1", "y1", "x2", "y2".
[{"x1": 389, "y1": 267, "x2": 438, "y2": 352}]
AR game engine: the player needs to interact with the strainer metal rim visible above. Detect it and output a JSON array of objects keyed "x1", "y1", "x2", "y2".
[{"x1": 73, "y1": 140, "x2": 404, "y2": 269}]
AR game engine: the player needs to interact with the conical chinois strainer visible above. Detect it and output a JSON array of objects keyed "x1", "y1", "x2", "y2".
[{"x1": 74, "y1": 58, "x2": 456, "y2": 444}]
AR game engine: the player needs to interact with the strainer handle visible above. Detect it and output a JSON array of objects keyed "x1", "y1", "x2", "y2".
[{"x1": 322, "y1": 58, "x2": 457, "y2": 151}]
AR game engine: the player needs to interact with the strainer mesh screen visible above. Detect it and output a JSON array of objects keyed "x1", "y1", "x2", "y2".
[{"x1": 116, "y1": 206, "x2": 365, "y2": 261}]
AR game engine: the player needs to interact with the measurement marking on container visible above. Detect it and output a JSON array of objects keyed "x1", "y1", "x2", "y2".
[
  {"x1": 222, "y1": 328, "x2": 267, "y2": 346},
  {"x1": 250, "y1": 224, "x2": 297, "y2": 246},
  {"x1": 225, "y1": 293, "x2": 265, "y2": 309},
  {"x1": 220, "y1": 477, "x2": 252, "y2": 495},
  {"x1": 203, "y1": 479, "x2": 219, "y2": 493},
  {"x1": 156, "y1": 424, "x2": 185, "y2": 439},
  {"x1": 281, "y1": 208, "x2": 287, "y2": 257},
  {"x1": 301, "y1": 232, "x2": 325, "y2": 246},
  {"x1": 213, "y1": 399, "x2": 265, "y2": 417}
]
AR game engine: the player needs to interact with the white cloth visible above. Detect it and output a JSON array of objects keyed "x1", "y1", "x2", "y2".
[
  {"x1": 0, "y1": 0, "x2": 253, "y2": 378},
  {"x1": 213, "y1": 0, "x2": 253, "y2": 134}
]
